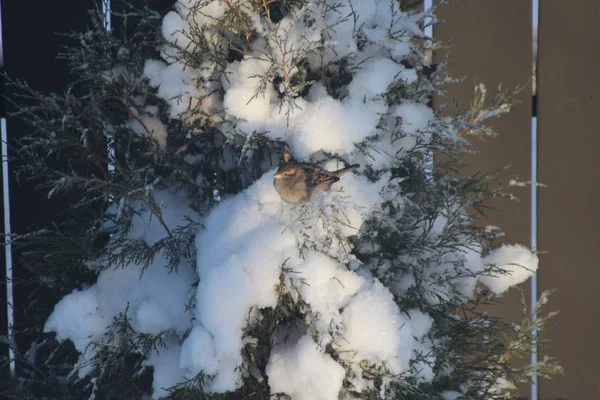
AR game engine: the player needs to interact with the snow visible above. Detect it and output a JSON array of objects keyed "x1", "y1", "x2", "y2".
[
  {"x1": 176, "y1": 0, "x2": 227, "y2": 27},
  {"x1": 219, "y1": 55, "x2": 424, "y2": 162},
  {"x1": 441, "y1": 390, "x2": 463, "y2": 400},
  {"x1": 319, "y1": 2, "x2": 358, "y2": 62},
  {"x1": 184, "y1": 170, "x2": 386, "y2": 393},
  {"x1": 185, "y1": 175, "x2": 294, "y2": 392},
  {"x1": 390, "y1": 241, "x2": 538, "y2": 305},
  {"x1": 44, "y1": 288, "x2": 106, "y2": 378},
  {"x1": 288, "y1": 251, "x2": 365, "y2": 345},
  {"x1": 146, "y1": 337, "x2": 186, "y2": 399},
  {"x1": 44, "y1": 190, "x2": 198, "y2": 379},
  {"x1": 480, "y1": 244, "x2": 539, "y2": 295},
  {"x1": 179, "y1": 326, "x2": 220, "y2": 382},
  {"x1": 489, "y1": 377, "x2": 516, "y2": 395},
  {"x1": 347, "y1": 58, "x2": 414, "y2": 99},
  {"x1": 340, "y1": 281, "x2": 404, "y2": 367},
  {"x1": 144, "y1": 61, "x2": 198, "y2": 119},
  {"x1": 288, "y1": 93, "x2": 386, "y2": 159},
  {"x1": 145, "y1": 0, "x2": 425, "y2": 163},
  {"x1": 221, "y1": 55, "x2": 389, "y2": 159},
  {"x1": 127, "y1": 113, "x2": 167, "y2": 150},
  {"x1": 125, "y1": 189, "x2": 199, "y2": 247},
  {"x1": 143, "y1": 60, "x2": 220, "y2": 120},
  {"x1": 395, "y1": 101, "x2": 435, "y2": 134},
  {"x1": 430, "y1": 214, "x2": 448, "y2": 236},
  {"x1": 134, "y1": 301, "x2": 172, "y2": 335},
  {"x1": 337, "y1": 280, "x2": 434, "y2": 385},
  {"x1": 222, "y1": 58, "x2": 276, "y2": 126},
  {"x1": 44, "y1": 254, "x2": 196, "y2": 375},
  {"x1": 351, "y1": 100, "x2": 435, "y2": 170},
  {"x1": 41, "y1": 0, "x2": 537, "y2": 398},
  {"x1": 267, "y1": 335, "x2": 346, "y2": 400},
  {"x1": 455, "y1": 246, "x2": 487, "y2": 298},
  {"x1": 162, "y1": 11, "x2": 194, "y2": 50}
]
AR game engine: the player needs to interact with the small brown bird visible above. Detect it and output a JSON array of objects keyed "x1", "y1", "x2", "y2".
[{"x1": 273, "y1": 159, "x2": 360, "y2": 204}]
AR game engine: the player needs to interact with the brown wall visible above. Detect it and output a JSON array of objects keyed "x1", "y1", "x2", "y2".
[
  {"x1": 435, "y1": 1, "x2": 600, "y2": 399},
  {"x1": 433, "y1": 2, "x2": 532, "y2": 238},
  {"x1": 537, "y1": 1, "x2": 600, "y2": 399},
  {"x1": 433, "y1": 1, "x2": 532, "y2": 397}
]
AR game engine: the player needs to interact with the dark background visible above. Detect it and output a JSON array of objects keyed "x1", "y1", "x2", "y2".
[
  {"x1": 0, "y1": 0, "x2": 176, "y2": 391},
  {"x1": 1, "y1": 0, "x2": 95, "y2": 390}
]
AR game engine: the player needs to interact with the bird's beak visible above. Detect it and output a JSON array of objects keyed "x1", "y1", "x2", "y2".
[{"x1": 273, "y1": 172, "x2": 282, "y2": 180}]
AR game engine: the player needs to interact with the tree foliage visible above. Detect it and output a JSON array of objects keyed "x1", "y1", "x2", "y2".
[{"x1": 3, "y1": 1, "x2": 561, "y2": 399}]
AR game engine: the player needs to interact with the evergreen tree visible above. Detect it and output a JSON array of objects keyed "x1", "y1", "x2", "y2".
[{"x1": 4, "y1": 0, "x2": 561, "y2": 399}]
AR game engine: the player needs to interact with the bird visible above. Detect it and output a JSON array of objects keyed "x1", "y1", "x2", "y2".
[{"x1": 273, "y1": 151, "x2": 359, "y2": 204}]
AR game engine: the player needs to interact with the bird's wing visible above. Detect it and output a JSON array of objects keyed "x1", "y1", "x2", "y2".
[{"x1": 309, "y1": 167, "x2": 340, "y2": 186}]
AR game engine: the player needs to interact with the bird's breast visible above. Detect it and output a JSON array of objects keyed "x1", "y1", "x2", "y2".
[{"x1": 273, "y1": 178, "x2": 308, "y2": 203}]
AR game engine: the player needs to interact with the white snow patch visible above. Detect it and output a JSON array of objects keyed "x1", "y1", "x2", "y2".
[
  {"x1": 267, "y1": 335, "x2": 346, "y2": 400},
  {"x1": 441, "y1": 390, "x2": 463, "y2": 400},
  {"x1": 44, "y1": 288, "x2": 106, "y2": 377},
  {"x1": 128, "y1": 114, "x2": 168, "y2": 150},
  {"x1": 348, "y1": 58, "x2": 403, "y2": 99},
  {"x1": 134, "y1": 301, "x2": 172, "y2": 335},
  {"x1": 288, "y1": 252, "x2": 365, "y2": 345},
  {"x1": 188, "y1": 174, "x2": 295, "y2": 392},
  {"x1": 480, "y1": 244, "x2": 539, "y2": 294},
  {"x1": 146, "y1": 337, "x2": 186, "y2": 399},
  {"x1": 187, "y1": 170, "x2": 386, "y2": 392},
  {"x1": 144, "y1": 60, "x2": 220, "y2": 120},
  {"x1": 395, "y1": 101, "x2": 434, "y2": 134},
  {"x1": 162, "y1": 11, "x2": 194, "y2": 50},
  {"x1": 44, "y1": 190, "x2": 199, "y2": 384},
  {"x1": 338, "y1": 280, "x2": 434, "y2": 384},
  {"x1": 180, "y1": 325, "x2": 221, "y2": 382}
]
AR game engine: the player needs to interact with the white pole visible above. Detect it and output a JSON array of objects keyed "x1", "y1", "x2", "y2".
[
  {"x1": 0, "y1": 0, "x2": 16, "y2": 380},
  {"x1": 424, "y1": 0, "x2": 433, "y2": 179},
  {"x1": 530, "y1": 117, "x2": 538, "y2": 399},
  {"x1": 2, "y1": 120, "x2": 15, "y2": 380},
  {"x1": 530, "y1": 0, "x2": 540, "y2": 398},
  {"x1": 424, "y1": 0, "x2": 433, "y2": 62},
  {"x1": 102, "y1": 0, "x2": 112, "y2": 33},
  {"x1": 102, "y1": 0, "x2": 115, "y2": 177}
]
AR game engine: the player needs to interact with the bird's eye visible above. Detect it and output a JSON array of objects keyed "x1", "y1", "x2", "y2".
[{"x1": 283, "y1": 172, "x2": 291, "y2": 176}]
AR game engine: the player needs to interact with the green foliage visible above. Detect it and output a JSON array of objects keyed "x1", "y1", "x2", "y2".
[{"x1": 2, "y1": 0, "x2": 561, "y2": 399}]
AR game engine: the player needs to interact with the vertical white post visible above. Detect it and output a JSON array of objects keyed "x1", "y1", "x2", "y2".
[
  {"x1": 102, "y1": 0, "x2": 112, "y2": 33},
  {"x1": 102, "y1": 0, "x2": 114, "y2": 176},
  {"x1": 530, "y1": 0, "x2": 540, "y2": 398},
  {"x1": 424, "y1": 0, "x2": 434, "y2": 178},
  {"x1": 0, "y1": 0, "x2": 16, "y2": 380},
  {"x1": 2, "y1": 120, "x2": 15, "y2": 380},
  {"x1": 530, "y1": 117, "x2": 538, "y2": 399},
  {"x1": 423, "y1": 0, "x2": 433, "y2": 62}
]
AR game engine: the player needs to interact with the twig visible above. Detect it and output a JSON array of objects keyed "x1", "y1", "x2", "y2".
[
  {"x1": 131, "y1": 189, "x2": 172, "y2": 236},
  {"x1": 457, "y1": 110, "x2": 486, "y2": 137}
]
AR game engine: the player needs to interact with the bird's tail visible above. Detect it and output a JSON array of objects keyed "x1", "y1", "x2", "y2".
[{"x1": 334, "y1": 164, "x2": 360, "y2": 177}]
